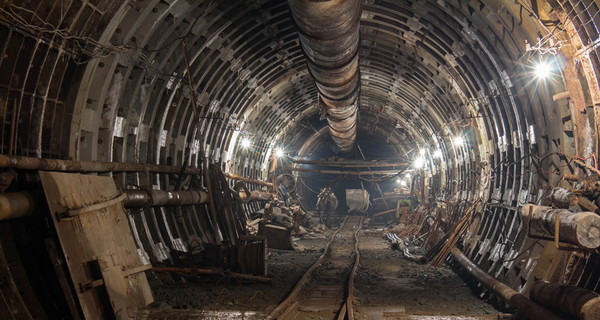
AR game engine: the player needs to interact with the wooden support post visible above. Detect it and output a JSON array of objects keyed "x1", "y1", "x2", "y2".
[
  {"x1": 371, "y1": 208, "x2": 396, "y2": 218},
  {"x1": 521, "y1": 204, "x2": 600, "y2": 248}
]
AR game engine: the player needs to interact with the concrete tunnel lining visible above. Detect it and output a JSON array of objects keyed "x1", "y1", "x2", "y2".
[{"x1": 1, "y1": 0, "x2": 600, "y2": 318}]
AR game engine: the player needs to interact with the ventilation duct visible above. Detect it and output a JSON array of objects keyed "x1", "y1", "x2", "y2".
[{"x1": 288, "y1": 0, "x2": 361, "y2": 152}]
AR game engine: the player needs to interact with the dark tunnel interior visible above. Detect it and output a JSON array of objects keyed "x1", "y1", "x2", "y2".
[{"x1": 1, "y1": 0, "x2": 600, "y2": 319}]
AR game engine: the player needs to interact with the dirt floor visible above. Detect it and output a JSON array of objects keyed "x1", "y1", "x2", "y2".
[
  {"x1": 354, "y1": 227, "x2": 502, "y2": 319},
  {"x1": 146, "y1": 221, "x2": 507, "y2": 319},
  {"x1": 147, "y1": 231, "x2": 333, "y2": 319}
]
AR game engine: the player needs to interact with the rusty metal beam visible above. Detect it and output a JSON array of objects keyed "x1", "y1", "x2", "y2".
[
  {"x1": 521, "y1": 204, "x2": 600, "y2": 249},
  {"x1": 291, "y1": 167, "x2": 400, "y2": 175},
  {"x1": 450, "y1": 247, "x2": 566, "y2": 320},
  {"x1": 531, "y1": 280, "x2": 600, "y2": 320},
  {"x1": 288, "y1": 0, "x2": 361, "y2": 152},
  {"x1": 291, "y1": 159, "x2": 408, "y2": 168}
]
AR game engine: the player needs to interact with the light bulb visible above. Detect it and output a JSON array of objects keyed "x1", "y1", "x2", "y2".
[
  {"x1": 534, "y1": 60, "x2": 553, "y2": 79},
  {"x1": 241, "y1": 137, "x2": 251, "y2": 148},
  {"x1": 275, "y1": 148, "x2": 285, "y2": 158}
]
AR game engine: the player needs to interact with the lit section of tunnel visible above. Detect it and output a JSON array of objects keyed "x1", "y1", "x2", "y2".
[{"x1": 1, "y1": 0, "x2": 600, "y2": 319}]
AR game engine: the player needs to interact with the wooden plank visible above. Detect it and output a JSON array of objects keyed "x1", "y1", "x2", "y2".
[
  {"x1": 150, "y1": 266, "x2": 272, "y2": 283},
  {"x1": 40, "y1": 172, "x2": 153, "y2": 320},
  {"x1": 371, "y1": 208, "x2": 396, "y2": 217},
  {"x1": 44, "y1": 238, "x2": 82, "y2": 319}
]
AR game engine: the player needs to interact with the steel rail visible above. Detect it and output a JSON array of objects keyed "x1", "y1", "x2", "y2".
[
  {"x1": 266, "y1": 216, "x2": 348, "y2": 319},
  {"x1": 340, "y1": 216, "x2": 363, "y2": 320},
  {"x1": 267, "y1": 216, "x2": 363, "y2": 319}
]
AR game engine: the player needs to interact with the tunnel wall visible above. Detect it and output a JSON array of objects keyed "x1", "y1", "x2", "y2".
[{"x1": 1, "y1": 0, "x2": 600, "y2": 316}]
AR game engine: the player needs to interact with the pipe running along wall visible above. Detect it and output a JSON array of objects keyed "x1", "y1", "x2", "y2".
[{"x1": 288, "y1": 0, "x2": 361, "y2": 152}]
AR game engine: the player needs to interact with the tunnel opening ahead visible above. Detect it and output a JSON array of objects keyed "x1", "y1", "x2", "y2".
[
  {"x1": 292, "y1": 128, "x2": 405, "y2": 215},
  {"x1": 1, "y1": 0, "x2": 600, "y2": 319}
]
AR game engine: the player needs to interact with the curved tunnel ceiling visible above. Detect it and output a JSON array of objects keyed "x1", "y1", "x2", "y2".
[
  {"x1": 1, "y1": 0, "x2": 594, "y2": 175},
  {"x1": 1, "y1": 0, "x2": 600, "y2": 314}
]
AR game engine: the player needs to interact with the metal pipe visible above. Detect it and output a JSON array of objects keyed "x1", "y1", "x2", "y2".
[
  {"x1": 0, "y1": 154, "x2": 272, "y2": 186},
  {"x1": 0, "y1": 154, "x2": 203, "y2": 174},
  {"x1": 0, "y1": 189, "x2": 211, "y2": 221},
  {"x1": 238, "y1": 190, "x2": 275, "y2": 203},
  {"x1": 450, "y1": 247, "x2": 566, "y2": 320},
  {"x1": 224, "y1": 172, "x2": 273, "y2": 188},
  {"x1": 0, "y1": 191, "x2": 42, "y2": 220},
  {"x1": 0, "y1": 188, "x2": 269, "y2": 221},
  {"x1": 123, "y1": 190, "x2": 210, "y2": 207},
  {"x1": 531, "y1": 280, "x2": 600, "y2": 320},
  {"x1": 521, "y1": 204, "x2": 600, "y2": 248},
  {"x1": 288, "y1": 0, "x2": 361, "y2": 152}
]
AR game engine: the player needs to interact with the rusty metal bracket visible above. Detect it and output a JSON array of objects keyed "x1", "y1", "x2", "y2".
[
  {"x1": 0, "y1": 169, "x2": 17, "y2": 192},
  {"x1": 552, "y1": 214, "x2": 588, "y2": 251},
  {"x1": 79, "y1": 279, "x2": 104, "y2": 293},
  {"x1": 59, "y1": 193, "x2": 127, "y2": 220},
  {"x1": 234, "y1": 181, "x2": 251, "y2": 203},
  {"x1": 122, "y1": 264, "x2": 152, "y2": 277}
]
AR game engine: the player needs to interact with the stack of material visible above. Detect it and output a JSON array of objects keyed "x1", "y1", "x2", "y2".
[
  {"x1": 250, "y1": 200, "x2": 327, "y2": 250},
  {"x1": 396, "y1": 224, "x2": 421, "y2": 238},
  {"x1": 386, "y1": 204, "x2": 429, "y2": 238},
  {"x1": 207, "y1": 163, "x2": 247, "y2": 245},
  {"x1": 428, "y1": 200, "x2": 481, "y2": 267}
]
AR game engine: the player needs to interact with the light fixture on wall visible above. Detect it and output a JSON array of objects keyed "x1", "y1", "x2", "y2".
[
  {"x1": 275, "y1": 148, "x2": 285, "y2": 158},
  {"x1": 534, "y1": 60, "x2": 554, "y2": 79},
  {"x1": 414, "y1": 157, "x2": 425, "y2": 169},
  {"x1": 453, "y1": 136, "x2": 464, "y2": 146},
  {"x1": 241, "y1": 137, "x2": 252, "y2": 148}
]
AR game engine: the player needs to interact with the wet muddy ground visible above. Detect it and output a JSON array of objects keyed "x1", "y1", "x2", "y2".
[
  {"x1": 354, "y1": 228, "x2": 501, "y2": 319},
  {"x1": 146, "y1": 222, "x2": 507, "y2": 319}
]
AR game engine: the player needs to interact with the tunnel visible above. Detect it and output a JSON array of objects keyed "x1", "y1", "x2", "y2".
[{"x1": 1, "y1": 0, "x2": 600, "y2": 319}]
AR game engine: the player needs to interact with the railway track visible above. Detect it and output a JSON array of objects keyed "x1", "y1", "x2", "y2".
[{"x1": 267, "y1": 215, "x2": 363, "y2": 320}]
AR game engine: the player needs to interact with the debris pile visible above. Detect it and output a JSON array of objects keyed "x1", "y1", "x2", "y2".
[
  {"x1": 246, "y1": 197, "x2": 328, "y2": 250},
  {"x1": 385, "y1": 233, "x2": 427, "y2": 264}
]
